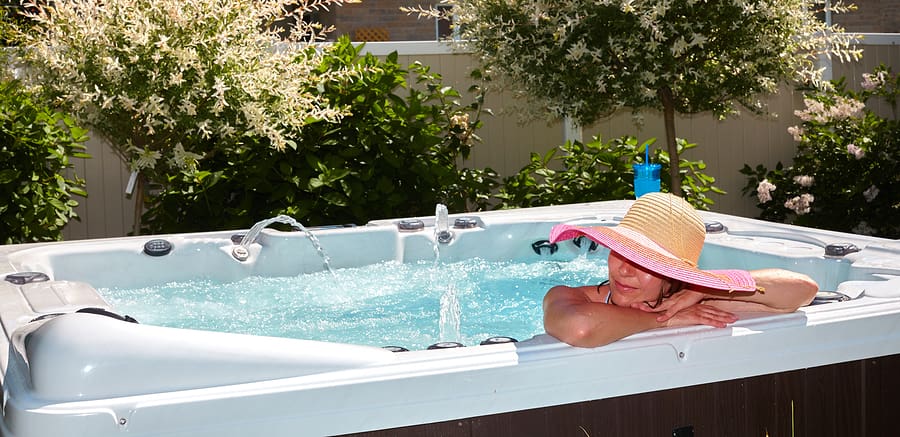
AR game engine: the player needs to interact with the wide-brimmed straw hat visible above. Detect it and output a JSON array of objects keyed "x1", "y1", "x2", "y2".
[{"x1": 549, "y1": 193, "x2": 757, "y2": 292}]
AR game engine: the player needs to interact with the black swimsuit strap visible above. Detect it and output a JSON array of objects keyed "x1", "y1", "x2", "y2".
[{"x1": 597, "y1": 280, "x2": 611, "y2": 304}]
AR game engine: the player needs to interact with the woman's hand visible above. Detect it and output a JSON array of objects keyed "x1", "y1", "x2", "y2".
[
  {"x1": 631, "y1": 290, "x2": 738, "y2": 326},
  {"x1": 661, "y1": 303, "x2": 738, "y2": 328},
  {"x1": 630, "y1": 289, "x2": 706, "y2": 322}
]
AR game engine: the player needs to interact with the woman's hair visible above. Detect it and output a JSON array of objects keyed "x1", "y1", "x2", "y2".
[{"x1": 644, "y1": 279, "x2": 687, "y2": 309}]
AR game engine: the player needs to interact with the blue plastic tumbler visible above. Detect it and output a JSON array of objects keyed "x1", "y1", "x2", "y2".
[{"x1": 632, "y1": 162, "x2": 661, "y2": 198}]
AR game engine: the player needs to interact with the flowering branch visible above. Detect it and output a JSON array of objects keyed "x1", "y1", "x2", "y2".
[
  {"x1": 742, "y1": 65, "x2": 900, "y2": 238},
  {"x1": 14, "y1": 0, "x2": 356, "y2": 178}
]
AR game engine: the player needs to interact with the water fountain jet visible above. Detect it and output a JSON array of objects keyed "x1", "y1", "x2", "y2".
[{"x1": 232, "y1": 215, "x2": 332, "y2": 273}]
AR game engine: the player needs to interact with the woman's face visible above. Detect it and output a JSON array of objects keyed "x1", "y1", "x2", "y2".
[{"x1": 606, "y1": 251, "x2": 670, "y2": 307}]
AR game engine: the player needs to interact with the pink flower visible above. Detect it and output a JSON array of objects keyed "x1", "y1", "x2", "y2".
[
  {"x1": 795, "y1": 96, "x2": 864, "y2": 123},
  {"x1": 861, "y1": 71, "x2": 886, "y2": 91},
  {"x1": 784, "y1": 193, "x2": 814, "y2": 215},
  {"x1": 846, "y1": 143, "x2": 865, "y2": 159},
  {"x1": 756, "y1": 179, "x2": 776, "y2": 203}
]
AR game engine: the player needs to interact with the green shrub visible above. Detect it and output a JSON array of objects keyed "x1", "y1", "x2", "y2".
[
  {"x1": 742, "y1": 65, "x2": 899, "y2": 238},
  {"x1": 494, "y1": 136, "x2": 722, "y2": 210},
  {"x1": 0, "y1": 79, "x2": 89, "y2": 244},
  {"x1": 141, "y1": 37, "x2": 498, "y2": 233}
]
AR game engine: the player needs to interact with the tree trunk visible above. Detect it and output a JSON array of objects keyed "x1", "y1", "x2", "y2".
[{"x1": 659, "y1": 86, "x2": 682, "y2": 197}]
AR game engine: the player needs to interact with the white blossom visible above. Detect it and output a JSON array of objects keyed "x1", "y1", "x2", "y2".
[
  {"x1": 847, "y1": 143, "x2": 865, "y2": 159},
  {"x1": 793, "y1": 175, "x2": 814, "y2": 187},
  {"x1": 130, "y1": 146, "x2": 162, "y2": 170},
  {"x1": 566, "y1": 40, "x2": 590, "y2": 61},
  {"x1": 168, "y1": 143, "x2": 203, "y2": 171},
  {"x1": 450, "y1": 113, "x2": 469, "y2": 129},
  {"x1": 787, "y1": 125, "x2": 804, "y2": 142}
]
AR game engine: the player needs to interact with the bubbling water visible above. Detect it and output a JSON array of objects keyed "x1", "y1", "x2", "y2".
[{"x1": 99, "y1": 256, "x2": 608, "y2": 351}]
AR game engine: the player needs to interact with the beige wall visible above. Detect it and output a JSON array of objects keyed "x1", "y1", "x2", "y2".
[
  {"x1": 580, "y1": 88, "x2": 804, "y2": 218},
  {"x1": 389, "y1": 49, "x2": 798, "y2": 220},
  {"x1": 62, "y1": 39, "x2": 900, "y2": 240},
  {"x1": 63, "y1": 136, "x2": 136, "y2": 240}
]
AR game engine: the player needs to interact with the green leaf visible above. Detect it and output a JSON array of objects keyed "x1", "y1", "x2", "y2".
[{"x1": 0, "y1": 169, "x2": 19, "y2": 184}]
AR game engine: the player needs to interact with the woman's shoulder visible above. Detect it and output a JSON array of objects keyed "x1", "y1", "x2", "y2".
[{"x1": 545, "y1": 284, "x2": 608, "y2": 305}]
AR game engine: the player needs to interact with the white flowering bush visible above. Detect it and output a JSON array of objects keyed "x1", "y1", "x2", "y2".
[
  {"x1": 11, "y1": 0, "x2": 355, "y2": 230},
  {"x1": 140, "y1": 37, "x2": 497, "y2": 233},
  {"x1": 407, "y1": 0, "x2": 859, "y2": 195},
  {"x1": 742, "y1": 66, "x2": 900, "y2": 238}
]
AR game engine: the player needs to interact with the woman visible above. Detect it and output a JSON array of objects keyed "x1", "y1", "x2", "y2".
[{"x1": 543, "y1": 192, "x2": 819, "y2": 348}]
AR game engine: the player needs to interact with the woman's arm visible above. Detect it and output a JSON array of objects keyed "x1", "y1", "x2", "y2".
[
  {"x1": 543, "y1": 285, "x2": 737, "y2": 348},
  {"x1": 647, "y1": 269, "x2": 819, "y2": 320},
  {"x1": 702, "y1": 268, "x2": 819, "y2": 313}
]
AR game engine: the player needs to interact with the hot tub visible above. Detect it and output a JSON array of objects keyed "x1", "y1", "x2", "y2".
[{"x1": 1, "y1": 200, "x2": 899, "y2": 436}]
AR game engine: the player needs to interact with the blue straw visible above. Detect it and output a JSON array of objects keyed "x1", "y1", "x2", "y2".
[{"x1": 645, "y1": 145, "x2": 650, "y2": 164}]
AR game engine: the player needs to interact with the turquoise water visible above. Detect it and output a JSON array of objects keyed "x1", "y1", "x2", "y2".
[{"x1": 99, "y1": 256, "x2": 608, "y2": 350}]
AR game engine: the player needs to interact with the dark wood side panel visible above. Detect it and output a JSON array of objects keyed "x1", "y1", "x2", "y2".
[
  {"x1": 864, "y1": 354, "x2": 900, "y2": 436},
  {"x1": 338, "y1": 353, "x2": 900, "y2": 437}
]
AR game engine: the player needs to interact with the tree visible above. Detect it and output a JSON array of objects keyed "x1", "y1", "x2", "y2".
[
  {"x1": 10, "y1": 0, "x2": 355, "y2": 233},
  {"x1": 413, "y1": 0, "x2": 860, "y2": 196}
]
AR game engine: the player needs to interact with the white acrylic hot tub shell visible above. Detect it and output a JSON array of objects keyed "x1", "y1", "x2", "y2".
[{"x1": 1, "y1": 200, "x2": 899, "y2": 436}]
